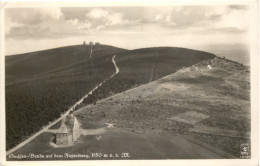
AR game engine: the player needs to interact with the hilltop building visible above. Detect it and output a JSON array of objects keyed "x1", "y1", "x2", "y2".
[
  {"x1": 55, "y1": 114, "x2": 81, "y2": 146},
  {"x1": 89, "y1": 41, "x2": 94, "y2": 45},
  {"x1": 95, "y1": 42, "x2": 100, "y2": 45}
]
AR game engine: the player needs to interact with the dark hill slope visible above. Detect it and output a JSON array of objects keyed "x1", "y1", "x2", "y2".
[
  {"x1": 5, "y1": 44, "x2": 125, "y2": 150},
  {"x1": 83, "y1": 47, "x2": 216, "y2": 104},
  {"x1": 6, "y1": 44, "x2": 124, "y2": 83},
  {"x1": 116, "y1": 47, "x2": 216, "y2": 83}
]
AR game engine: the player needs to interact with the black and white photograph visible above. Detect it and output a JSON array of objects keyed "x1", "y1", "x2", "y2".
[{"x1": 0, "y1": 1, "x2": 259, "y2": 166}]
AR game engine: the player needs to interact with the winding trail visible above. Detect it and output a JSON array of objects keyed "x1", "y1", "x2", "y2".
[
  {"x1": 112, "y1": 55, "x2": 119, "y2": 74},
  {"x1": 6, "y1": 54, "x2": 119, "y2": 156},
  {"x1": 89, "y1": 45, "x2": 93, "y2": 58}
]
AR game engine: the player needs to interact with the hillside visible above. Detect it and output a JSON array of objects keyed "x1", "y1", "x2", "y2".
[
  {"x1": 74, "y1": 57, "x2": 250, "y2": 157},
  {"x1": 72, "y1": 58, "x2": 248, "y2": 157},
  {"x1": 5, "y1": 45, "x2": 216, "y2": 153},
  {"x1": 7, "y1": 57, "x2": 250, "y2": 159},
  {"x1": 6, "y1": 44, "x2": 124, "y2": 84},
  {"x1": 83, "y1": 47, "x2": 216, "y2": 104},
  {"x1": 5, "y1": 44, "x2": 125, "y2": 150}
]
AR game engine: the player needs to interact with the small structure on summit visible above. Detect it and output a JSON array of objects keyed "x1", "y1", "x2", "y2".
[
  {"x1": 83, "y1": 41, "x2": 86, "y2": 45},
  {"x1": 55, "y1": 114, "x2": 81, "y2": 146},
  {"x1": 95, "y1": 42, "x2": 100, "y2": 45},
  {"x1": 89, "y1": 41, "x2": 94, "y2": 45}
]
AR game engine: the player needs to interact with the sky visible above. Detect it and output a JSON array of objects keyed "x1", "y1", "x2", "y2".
[{"x1": 5, "y1": 6, "x2": 250, "y2": 64}]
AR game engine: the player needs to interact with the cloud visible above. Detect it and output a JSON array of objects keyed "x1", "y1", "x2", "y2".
[
  {"x1": 151, "y1": 6, "x2": 223, "y2": 28},
  {"x1": 6, "y1": 8, "x2": 64, "y2": 37},
  {"x1": 62, "y1": 8, "x2": 143, "y2": 32},
  {"x1": 61, "y1": 8, "x2": 88, "y2": 22},
  {"x1": 67, "y1": 8, "x2": 138, "y2": 30},
  {"x1": 5, "y1": 8, "x2": 88, "y2": 39},
  {"x1": 87, "y1": 8, "x2": 125, "y2": 26},
  {"x1": 5, "y1": 6, "x2": 249, "y2": 41},
  {"x1": 67, "y1": 19, "x2": 78, "y2": 26},
  {"x1": 6, "y1": 8, "x2": 62, "y2": 25},
  {"x1": 7, "y1": 19, "x2": 85, "y2": 39},
  {"x1": 150, "y1": 6, "x2": 248, "y2": 33},
  {"x1": 215, "y1": 8, "x2": 249, "y2": 31},
  {"x1": 5, "y1": 16, "x2": 23, "y2": 34},
  {"x1": 229, "y1": 5, "x2": 248, "y2": 10}
]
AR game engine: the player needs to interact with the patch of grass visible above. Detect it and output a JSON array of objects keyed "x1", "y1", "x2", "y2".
[{"x1": 185, "y1": 100, "x2": 250, "y2": 134}]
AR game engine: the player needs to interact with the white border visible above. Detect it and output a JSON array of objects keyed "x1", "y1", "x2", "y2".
[{"x1": 0, "y1": 0, "x2": 259, "y2": 166}]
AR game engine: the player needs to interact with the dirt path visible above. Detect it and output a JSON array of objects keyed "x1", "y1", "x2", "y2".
[
  {"x1": 89, "y1": 45, "x2": 93, "y2": 58},
  {"x1": 80, "y1": 123, "x2": 114, "y2": 136},
  {"x1": 6, "y1": 54, "x2": 119, "y2": 156}
]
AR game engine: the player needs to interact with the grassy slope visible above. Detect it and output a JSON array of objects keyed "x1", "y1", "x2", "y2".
[
  {"x1": 5, "y1": 44, "x2": 125, "y2": 150},
  {"x1": 83, "y1": 47, "x2": 216, "y2": 103},
  {"x1": 76, "y1": 57, "x2": 250, "y2": 157}
]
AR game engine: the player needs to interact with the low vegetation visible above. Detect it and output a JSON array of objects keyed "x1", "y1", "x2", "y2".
[
  {"x1": 83, "y1": 47, "x2": 216, "y2": 104},
  {"x1": 76, "y1": 57, "x2": 250, "y2": 158}
]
